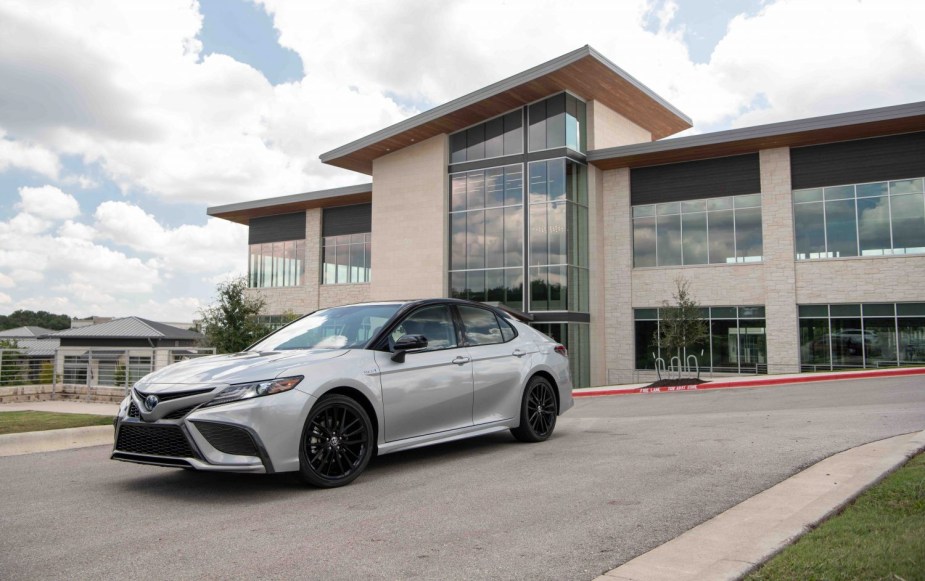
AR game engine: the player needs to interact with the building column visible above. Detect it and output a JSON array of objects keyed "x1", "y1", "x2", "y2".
[
  {"x1": 303, "y1": 207, "x2": 322, "y2": 311},
  {"x1": 587, "y1": 165, "x2": 606, "y2": 386},
  {"x1": 759, "y1": 147, "x2": 801, "y2": 374},
  {"x1": 602, "y1": 167, "x2": 635, "y2": 384}
]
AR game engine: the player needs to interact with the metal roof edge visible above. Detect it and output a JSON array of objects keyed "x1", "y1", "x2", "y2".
[
  {"x1": 207, "y1": 183, "x2": 373, "y2": 217},
  {"x1": 319, "y1": 45, "x2": 688, "y2": 163},
  {"x1": 587, "y1": 100, "x2": 925, "y2": 162}
]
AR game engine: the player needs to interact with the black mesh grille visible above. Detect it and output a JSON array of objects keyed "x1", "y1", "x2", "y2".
[
  {"x1": 135, "y1": 387, "x2": 213, "y2": 402},
  {"x1": 193, "y1": 422, "x2": 259, "y2": 457},
  {"x1": 163, "y1": 406, "x2": 197, "y2": 420},
  {"x1": 128, "y1": 402, "x2": 140, "y2": 418},
  {"x1": 115, "y1": 424, "x2": 195, "y2": 458}
]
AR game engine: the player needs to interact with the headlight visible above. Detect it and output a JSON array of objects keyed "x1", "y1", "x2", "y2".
[{"x1": 202, "y1": 376, "x2": 303, "y2": 408}]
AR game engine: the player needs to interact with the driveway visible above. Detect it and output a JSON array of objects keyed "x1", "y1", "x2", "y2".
[{"x1": 1, "y1": 376, "x2": 923, "y2": 580}]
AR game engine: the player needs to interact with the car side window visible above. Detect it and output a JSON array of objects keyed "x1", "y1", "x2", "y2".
[
  {"x1": 498, "y1": 316, "x2": 517, "y2": 342},
  {"x1": 390, "y1": 305, "x2": 458, "y2": 351},
  {"x1": 459, "y1": 306, "x2": 505, "y2": 346}
]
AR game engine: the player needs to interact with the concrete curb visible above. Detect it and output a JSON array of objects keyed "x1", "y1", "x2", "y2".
[
  {"x1": 574, "y1": 367, "x2": 925, "y2": 398},
  {"x1": 0, "y1": 425, "x2": 113, "y2": 457},
  {"x1": 594, "y1": 429, "x2": 925, "y2": 581}
]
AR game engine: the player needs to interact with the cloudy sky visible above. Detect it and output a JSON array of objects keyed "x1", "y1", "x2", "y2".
[{"x1": 1, "y1": 0, "x2": 923, "y2": 322}]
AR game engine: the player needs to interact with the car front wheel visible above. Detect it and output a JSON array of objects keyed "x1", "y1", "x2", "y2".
[
  {"x1": 510, "y1": 376, "x2": 557, "y2": 443},
  {"x1": 298, "y1": 394, "x2": 374, "y2": 488}
]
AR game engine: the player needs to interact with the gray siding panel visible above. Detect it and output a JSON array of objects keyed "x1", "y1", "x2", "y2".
[
  {"x1": 248, "y1": 212, "x2": 306, "y2": 244},
  {"x1": 791, "y1": 131, "x2": 925, "y2": 189},
  {"x1": 323, "y1": 204, "x2": 372, "y2": 237},
  {"x1": 630, "y1": 153, "x2": 760, "y2": 205}
]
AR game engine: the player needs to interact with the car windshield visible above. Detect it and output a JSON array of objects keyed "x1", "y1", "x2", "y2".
[{"x1": 249, "y1": 303, "x2": 403, "y2": 351}]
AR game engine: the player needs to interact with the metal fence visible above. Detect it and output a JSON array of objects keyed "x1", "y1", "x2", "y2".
[{"x1": 0, "y1": 347, "x2": 216, "y2": 392}]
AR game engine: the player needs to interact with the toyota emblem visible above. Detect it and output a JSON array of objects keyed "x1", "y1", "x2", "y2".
[{"x1": 144, "y1": 394, "x2": 159, "y2": 411}]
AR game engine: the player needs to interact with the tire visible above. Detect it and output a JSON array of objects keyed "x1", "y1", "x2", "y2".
[
  {"x1": 298, "y1": 394, "x2": 374, "y2": 488},
  {"x1": 510, "y1": 376, "x2": 558, "y2": 443}
]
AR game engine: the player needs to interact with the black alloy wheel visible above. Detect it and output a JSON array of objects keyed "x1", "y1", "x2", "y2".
[
  {"x1": 298, "y1": 394, "x2": 374, "y2": 488},
  {"x1": 510, "y1": 376, "x2": 557, "y2": 442}
]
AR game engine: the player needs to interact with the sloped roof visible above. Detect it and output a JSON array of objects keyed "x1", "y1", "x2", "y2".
[
  {"x1": 320, "y1": 45, "x2": 691, "y2": 174},
  {"x1": 587, "y1": 100, "x2": 925, "y2": 169},
  {"x1": 51, "y1": 317, "x2": 203, "y2": 340},
  {"x1": 15, "y1": 338, "x2": 60, "y2": 357},
  {"x1": 207, "y1": 182, "x2": 373, "y2": 225},
  {"x1": 0, "y1": 326, "x2": 55, "y2": 339}
]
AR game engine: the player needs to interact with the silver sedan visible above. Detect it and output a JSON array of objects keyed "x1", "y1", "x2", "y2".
[{"x1": 111, "y1": 299, "x2": 574, "y2": 487}]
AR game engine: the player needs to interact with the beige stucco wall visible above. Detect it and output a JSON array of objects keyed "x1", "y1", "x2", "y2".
[
  {"x1": 370, "y1": 134, "x2": 448, "y2": 301},
  {"x1": 587, "y1": 165, "x2": 606, "y2": 386},
  {"x1": 319, "y1": 283, "x2": 371, "y2": 308},
  {"x1": 796, "y1": 256, "x2": 925, "y2": 304},
  {"x1": 631, "y1": 264, "x2": 767, "y2": 307},
  {"x1": 759, "y1": 148, "x2": 800, "y2": 373},
  {"x1": 587, "y1": 100, "x2": 652, "y2": 150},
  {"x1": 601, "y1": 168, "x2": 636, "y2": 384}
]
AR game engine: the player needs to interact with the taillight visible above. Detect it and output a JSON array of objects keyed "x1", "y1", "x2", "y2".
[{"x1": 554, "y1": 344, "x2": 568, "y2": 357}]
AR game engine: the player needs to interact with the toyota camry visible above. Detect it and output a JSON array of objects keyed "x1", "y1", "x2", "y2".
[{"x1": 111, "y1": 299, "x2": 574, "y2": 487}]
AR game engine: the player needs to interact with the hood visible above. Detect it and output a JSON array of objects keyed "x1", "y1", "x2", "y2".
[{"x1": 136, "y1": 349, "x2": 350, "y2": 389}]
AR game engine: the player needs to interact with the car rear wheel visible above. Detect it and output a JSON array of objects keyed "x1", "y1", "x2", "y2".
[
  {"x1": 510, "y1": 376, "x2": 557, "y2": 443},
  {"x1": 298, "y1": 394, "x2": 374, "y2": 488}
]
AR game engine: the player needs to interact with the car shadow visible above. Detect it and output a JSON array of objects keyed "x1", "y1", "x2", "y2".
[{"x1": 112, "y1": 431, "x2": 518, "y2": 501}]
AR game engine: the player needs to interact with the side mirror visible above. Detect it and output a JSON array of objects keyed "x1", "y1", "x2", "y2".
[{"x1": 391, "y1": 334, "x2": 428, "y2": 363}]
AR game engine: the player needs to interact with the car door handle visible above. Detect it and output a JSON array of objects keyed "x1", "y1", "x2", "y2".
[
  {"x1": 452, "y1": 356, "x2": 471, "y2": 365},
  {"x1": 512, "y1": 349, "x2": 526, "y2": 358}
]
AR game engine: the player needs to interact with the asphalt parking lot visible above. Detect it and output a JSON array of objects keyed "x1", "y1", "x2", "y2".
[{"x1": 1, "y1": 376, "x2": 924, "y2": 581}]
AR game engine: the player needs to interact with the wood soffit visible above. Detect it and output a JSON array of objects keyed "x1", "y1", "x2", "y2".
[
  {"x1": 322, "y1": 54, "x2": 691, "y2": 175},
  {"x1": 588, "y1": 114, "x2": 925, "y2": 170},
  {"x1": 209, "y1": 192, "x2": 372, "y2": 225}
]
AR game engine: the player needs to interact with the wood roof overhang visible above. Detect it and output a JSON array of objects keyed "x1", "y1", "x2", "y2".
[
  {"x1": 207, "y1": 184, "x2": 372, "y2": 225},
  {"x1": 320, "y1": 46, "x2": 691, "y2": 175},
  {"x1": 587, "y1": 101, "x2": 925, "y2": 170}
]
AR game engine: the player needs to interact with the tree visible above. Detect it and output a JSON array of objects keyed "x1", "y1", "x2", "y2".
[
  {"x1": 0, "y1": 310, "x2": 70, "y2": 331},
  {"x1": 199, "y1": 276, "x2": 272, "y2": 354},
  {"x1": 655, "y1": 277, "x2": 707, "y2": 373},
  {"x1": 0, "y1": 339, "x2": 25, "y2": 386}
]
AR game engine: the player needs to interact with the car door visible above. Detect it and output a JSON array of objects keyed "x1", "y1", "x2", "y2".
[
  {"x1": 456, "y1": 305, "x2": 529, "y2": 425},
  {"x1": 375, "y1": 304, "x2": 474, "y2": 442}
]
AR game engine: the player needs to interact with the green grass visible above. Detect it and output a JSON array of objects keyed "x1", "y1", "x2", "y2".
[
  {"x1": 747, "y1": 452, "x2": 925, "y2": 581},
  {"x1": 0, "y1": 411, "x2": 114, "y2": 435}
]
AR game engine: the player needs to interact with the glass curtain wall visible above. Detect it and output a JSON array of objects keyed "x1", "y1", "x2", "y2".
[
  {"x1": 448, "y1": 92, "x2": 590, "y2": 386},
  {"x1": 799, "y1": 303, "x2": 925, "y2": 370},
  {"x1": 449, "y1": 164, "x2": 524, "y2": 310},
  {"x1": 793, "y1": 178, "x2": 925, "y2": 259},
  {"x1": 528, "y1": 159, "x2": 589, "y2": 312},
  {"x1": 632, "y1": 194, "x2": 762, "y2": 267},
  {"x1": 248, "y1": 240, "x2": 305, "y2": 288},
  {"x1": 634, "y1": 306, "x2": 767, "y2": 373},
  {"x1": 322, "y1": 233, "x2": 371, "y2": 284}
]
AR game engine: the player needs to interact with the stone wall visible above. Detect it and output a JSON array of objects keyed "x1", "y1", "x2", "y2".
[
  {"x1": 587, "y1": 100, "x2": 652, "y2": 150},
  {"x1": 319, "y1": 283, "x2": 372, "y2": 308}
]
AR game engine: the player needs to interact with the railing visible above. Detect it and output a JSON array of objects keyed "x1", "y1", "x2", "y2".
[{"x1": 0, "y1": 347, "x2": 216, "y2": 394}]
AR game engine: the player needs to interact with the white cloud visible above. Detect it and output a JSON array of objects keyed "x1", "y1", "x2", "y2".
[
  {"x1": 58, "y1": 220, "x2": 98, "y2": 241},
  {"x1": 0, "y1": 131, "x2": 60, "y2": 178},
  {"x1": 17, "y1": 185, "x2": 80, "y2": 220},
  {"x1": 0, "y1": 272, "x2": 13, "y2": 288},
  {"x1": 0, "y1": 291, "x2": 10, "y2": 305}
]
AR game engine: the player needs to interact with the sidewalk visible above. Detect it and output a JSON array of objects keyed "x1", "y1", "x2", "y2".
[
  {"x1": 573, "y1": 366, "x2": 925, "y2": 398},
  {"x1": 594, "y1": 428, "x2": 925, "y2": 581}
]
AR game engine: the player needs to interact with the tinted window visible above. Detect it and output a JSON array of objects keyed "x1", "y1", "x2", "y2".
[
  {"x1": 391, "y1": 305, "x2": 458, "y2": 351},
  {"x1": 499, "y1": 317, "x2": 517, "y2": 342},
  {"x1": 459, "y1": 306, "x2": 504, "y2": 346}
]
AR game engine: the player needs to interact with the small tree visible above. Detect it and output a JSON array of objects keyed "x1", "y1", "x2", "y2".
[
  {"x1": 0, "y1": 339, "x2": 24, "y2": 387},
  {"x1": 655, "y1": 277, "x2": 707, "y2": 374},
  {"x1": 199, "y1": 276, "x2": 272, "y2": 354}
]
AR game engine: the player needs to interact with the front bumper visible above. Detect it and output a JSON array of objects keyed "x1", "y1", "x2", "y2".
[{"x1": 111, "y1": 386, "x2": 314, "y2": 474}]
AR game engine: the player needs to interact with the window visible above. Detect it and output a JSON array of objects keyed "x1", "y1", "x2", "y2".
[
  {"x1": 528, "y1": 159, "x2": 589, "y2": 312},
  {"x1": 390, "y1": 306, "x2": 458, "y2": 351},
  {"x1": 798, "y1": 303, "x2": 925, "y2": 370},
  {"x1": 449, "y1": 110, "x2": 523, "y2": 164},
  {"x1": 323, "y1": 233, "x2": 371, "y2": 284},
  {"x1": 527, "y1": 93, "x2": 587, "y2": 153},
  {"x1": 632, "y1": 194, "x2": 762, "y2": 267},
  {"x1": 635, "y1": 306, "x2": 767, "y2": 373},
  {"x1": 459, "y1": 306, "x2": 506, "y2": 346},
  {"x1": 793, "y1": 178, "x2": 925, "y2": 259},
  {"x1": 249, "y1": 240, "x2": 305, "y2": 288},
  {"x1": 449, "y1": 164, "x2": 524, "y2": 310}
]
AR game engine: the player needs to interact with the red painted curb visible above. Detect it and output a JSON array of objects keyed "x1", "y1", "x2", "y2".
[{"x1": 573, "y1": 367, "x2": 925, "y2": 398}]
